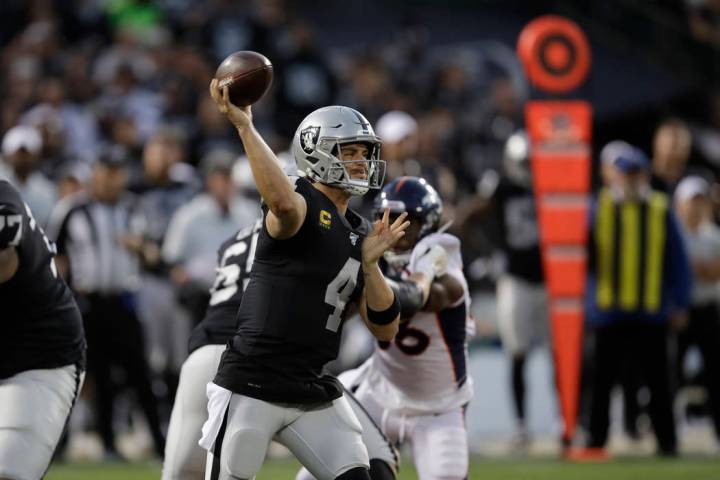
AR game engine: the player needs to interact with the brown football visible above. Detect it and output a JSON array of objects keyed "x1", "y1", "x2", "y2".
[{"x1": 214, "y1": 51, "x2": 273, "y2": 107}]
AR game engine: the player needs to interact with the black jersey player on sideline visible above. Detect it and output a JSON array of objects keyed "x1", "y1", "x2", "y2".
[
  {"x1": 0, "y1": 180, "x2": 85, "y2": 480},
  {"x1": 163, "y1": 220, "x2": 262, "y2": 480},
  {"x1": 197, "y1": 82, "x2": 419, "y2": 480},
  {"x1": 163, "y1": 219, "x2": 398, "y2": 480},
  {"x1": 455, "y1": 130, "x2": 548, "y2": 450}
]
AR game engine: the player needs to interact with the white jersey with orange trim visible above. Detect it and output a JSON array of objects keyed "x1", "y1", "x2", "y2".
[{"x1": 367, "y1": 232, "x2": 474, "y2": 415}]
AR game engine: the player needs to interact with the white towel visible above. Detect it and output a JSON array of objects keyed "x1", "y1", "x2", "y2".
[{"x1": 199, "y1": 382, "x2": 233, "y2": 452}]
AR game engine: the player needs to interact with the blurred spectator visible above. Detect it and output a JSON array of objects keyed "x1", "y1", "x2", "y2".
[
  {"x1": 454, "y1": 130, "x2": 547, "y2": 450},
  {"x1": 430, "y1": 61, "x2": 473, "y2": 111},
  {"x1": 95, "y1": 63, "x2": 162, "y2": 145},
  {"x1": 162, "y1": 149, "x2": 260, "y2": 320},
  {"x1": 414, "y1": 109, "x2": 460, "y2": 203},
  {"x1": 158, "y1": 74, "x2": 197, "y2": 135},
  {"x1": 56, "y1": 161, "x2": 90, "y2": 200},
  {"x1": 134, "y1": 127, "x2": 198, "y2": 260},
  {"x1": 458, "y1": 74, "x2": 523, "y2": 193},
  {"x1": 46, "y1": 147, "x2": 165, "y2": 460},
  {"x1": 20, "y1": 103, "x2": 67, "y2": 174},
  {"x1": 132, "y1": 127, "x2": 198, "y2": 394},
  {"x1": 21, "y1": 76, "x2": 101, "y2": 165},
  {"x1": 208, "y1": 0, "x2": 287, "y2": 63},
  {"x1": 62, "y1": 52, "x2": 100, "y2": 105},
  {"x1": 594, "y1": 139, "x2": 647, "y2": 440},
  {"x1": 0, "y1": 125, "x2": 57, "y2": 226},
  {"x1": 189, "y1": 93, "x2": 240, "y2": 165},
  {"x1": 376, "y1": 110, "x2": 422, "y2": 180},
  {"x1": 674, "y1": 175, "x2": 720, "y2": 445},
  {"x1": 651, "y1": 118, "x2": 692, "y2": 194},
  {"x1": 272, "y1": 21, "x2": 337, "y2": 139},
  {"x1": 599, "y1": 140, "x2": 633, "y2": 187},
  {"x1": 93, "y1": 26, "x2": 158, "y2": 86},
  {"x1": 585, "y1": 147, "x2": 691, "y2": 456},
  {"x1": 687, "y1": 0, "x2": 720, "y2": 48},
  {"x1": 340, "y1": 55, "x2": 394, "y2": 122}
]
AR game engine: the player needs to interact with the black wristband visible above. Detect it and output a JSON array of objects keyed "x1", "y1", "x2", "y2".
[
  {"x1": 367, "y1": 292, "x2": 400, "y2": 326},
  {"x1": 389, "y1": 280, "x2": 425, "y2": 320}
]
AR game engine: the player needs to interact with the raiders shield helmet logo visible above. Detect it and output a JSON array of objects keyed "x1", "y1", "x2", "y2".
[{"x1": 300, "y1": 126, "x2": 321, "y2": 154}]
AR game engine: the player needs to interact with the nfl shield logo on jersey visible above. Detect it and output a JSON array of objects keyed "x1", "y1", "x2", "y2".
[
  {"x1": 300, "y1": 126, "x2": 321, "y2": 154},
  {"x1": 349, "y1": 232, "x2": 359, "y2": 245}
]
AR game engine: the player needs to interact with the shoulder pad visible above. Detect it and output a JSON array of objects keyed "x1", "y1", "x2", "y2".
[{"x1": 411, "y1": 232, "x2": 462, "y2": 271}]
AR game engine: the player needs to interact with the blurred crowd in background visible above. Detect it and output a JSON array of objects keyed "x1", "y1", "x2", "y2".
[{"x1": 2, "y1": 0, "x2": 720, "y2": 460}]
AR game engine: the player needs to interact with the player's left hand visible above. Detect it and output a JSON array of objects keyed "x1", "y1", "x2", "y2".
[{"x1": 362, "y1": 209, "x2": 409, "y2": 267}]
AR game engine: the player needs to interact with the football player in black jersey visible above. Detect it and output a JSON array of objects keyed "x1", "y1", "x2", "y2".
[
  {"x1": 298, "y1": 177, "x2": 473, "y2": 480},
  {"x1": 163, "y1": 220, "x2": 398, "y2": 480},
  {"x1": 163, "y1": 220, "x2": 261, "y2": 480},
  {"x1": 455, "y1": 130, "x2": 548, "y2": 451},
  {"x1": 197, "y1": 81, "x2": 421, "y2": 480},
  {"x1": 0, "y1": 180, "x2": 85, "y2": 480}
]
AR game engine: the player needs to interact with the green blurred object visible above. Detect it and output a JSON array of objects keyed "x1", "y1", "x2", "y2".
[
  {"x1": 105, "y1": 0, "x2": 162, "y2": 30},
  {"x1": 45, "y1": 457, "x2": 720, "y2": 480}
]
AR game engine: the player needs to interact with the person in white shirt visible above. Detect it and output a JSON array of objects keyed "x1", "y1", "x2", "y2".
[
  {"x1": 162, "y1": 149, "x2": 260, "y2": 317},
  {"x1": 0, "y1": 125, "x2": 57, "y2": 227},
  {"x1": 674, "y1": 175, "x2": 720, "y2": 445}
]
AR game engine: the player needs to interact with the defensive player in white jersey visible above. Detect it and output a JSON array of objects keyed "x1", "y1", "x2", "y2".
[{"x1": 298, "y1": 176, "x2": 473, "y2": 480}]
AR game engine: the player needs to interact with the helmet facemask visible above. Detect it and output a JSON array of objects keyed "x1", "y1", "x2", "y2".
[{"x1": 324, "y1": 139, "x2": 385, "y2": 196}]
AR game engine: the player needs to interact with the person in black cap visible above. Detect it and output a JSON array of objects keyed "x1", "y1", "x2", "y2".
[{"x1": 46, "y1": 146, "x2": 166, "y2": 460}]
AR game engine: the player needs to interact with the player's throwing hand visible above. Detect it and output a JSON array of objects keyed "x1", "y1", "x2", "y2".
[
  {"x1": 362, "y1": 209, "x2": 409, "y2": 267},
  {"x1": 209, "y1": 78, "x2": 252, "y2": 131}
]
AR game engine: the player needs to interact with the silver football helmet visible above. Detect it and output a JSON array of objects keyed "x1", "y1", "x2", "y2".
[
  {"x1": 291, "y1": 106, "x2": 385, "y2": 196},
  {"x1": 503, "y1": 129, "x2": 532, "y2": 188}
]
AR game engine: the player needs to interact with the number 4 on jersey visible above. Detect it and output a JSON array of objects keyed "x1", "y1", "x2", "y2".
[{"x1": 324, "y1": 258, "x2": 361, "y2": 332}]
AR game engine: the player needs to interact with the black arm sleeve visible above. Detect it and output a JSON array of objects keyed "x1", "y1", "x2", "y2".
[{"x1": 387, "y1": 278, "x2": 425, "y2": 320}]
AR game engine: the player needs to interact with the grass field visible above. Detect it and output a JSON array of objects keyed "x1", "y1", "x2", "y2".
[{"x1": 45, "y1": 457, "x2": 720, "y2": 480}]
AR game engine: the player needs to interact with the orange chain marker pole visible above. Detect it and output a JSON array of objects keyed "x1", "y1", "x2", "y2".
[{"x1": 517, "y1": 15, "x2": 591, "y2": 451}]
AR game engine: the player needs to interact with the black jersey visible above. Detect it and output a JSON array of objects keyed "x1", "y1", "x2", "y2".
[
  {"x1": 188, "y1": 220, "x2": 261, "y2": 354},
  {"x1": 0, "y1": 180, "x2": 85, "y2": 379},
  {"x1": 214, "y1": 177, "x2": 371, "y2": 404},
  {"x1": 494, "y1": 179, "x2": 543, "y2": 283}
]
